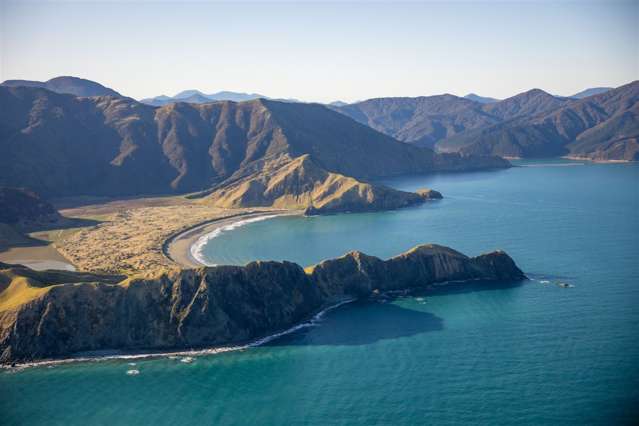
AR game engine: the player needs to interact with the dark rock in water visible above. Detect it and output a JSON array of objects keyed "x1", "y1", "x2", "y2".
[
  {"x1": 0, "y1": 244, "x2": 525, "y2": 364},
  {"x1": 416, "y1": 188, "x2": 443, "y2": 200}
]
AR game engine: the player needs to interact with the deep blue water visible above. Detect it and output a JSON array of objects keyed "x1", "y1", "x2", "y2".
[{"x1": 2, "y1": 160, "x2": 638, "y2": 425}]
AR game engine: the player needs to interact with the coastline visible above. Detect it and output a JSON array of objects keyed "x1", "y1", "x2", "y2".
[
  {"x1": 164, "y1": 210, "x2": 302, "y2": 268},
  {"x1": 561, "y1": 155, "x2": 633, "y2": 164},
  {"x1": 3, "y1": 297, "x2": 355, "y2": 370}
]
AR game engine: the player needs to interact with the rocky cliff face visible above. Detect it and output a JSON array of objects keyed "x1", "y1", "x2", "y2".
[{"x1": 0, "y1": 244, "x2": 525, "y2": 363}]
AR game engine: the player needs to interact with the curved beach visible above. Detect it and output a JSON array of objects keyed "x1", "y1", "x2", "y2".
[{"x1": 164, "y1": 210, "x2": 301, "y2": 268}]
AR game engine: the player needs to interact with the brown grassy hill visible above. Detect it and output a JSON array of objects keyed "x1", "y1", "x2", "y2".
[
  {"x1": 0, "y1": 87, "x2": 508, "y2": 199},
  {"x1": 205, "y1": 155, "x2": 425, "y2": 214}
]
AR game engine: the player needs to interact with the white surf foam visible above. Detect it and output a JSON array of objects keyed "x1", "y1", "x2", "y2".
[
  {"x1": 190, "y1": 214, "x2": 280, "y2": 266},
  {"x1": 4, "y1": 298, "x2": 355, "y2": 370}
]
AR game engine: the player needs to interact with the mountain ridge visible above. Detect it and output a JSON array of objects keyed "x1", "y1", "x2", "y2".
[
  {"x1": 334, "y1": 88, "x2": 570, "y2": 149},
  {"x1": 141, "y1": 90, "x2": 298, "y2": 106},
  {"x1": 0, "y1": 76, "x2": 121, "y2": 98},
  {"x1": 570, "y1": 87, "x2": 613, "y2": 99},
  {"x1": 0, "y1": 86, "x2": 508, "y2": 213},
  {"x1": 464, "y1": 93, "x2": 499, "y2": 104},
  {"x1": 443, "y1": 81, "x2": 639, "y2": 160}
]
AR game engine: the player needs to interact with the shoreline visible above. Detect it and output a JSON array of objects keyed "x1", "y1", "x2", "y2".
[
  {"x1": 163, "y1": 209, "x2": 302, "y2": 268},
  {"x1": 561, "y1": 155, "x2": 633, "y2": 164},
  {"x1": 3, "y1": 276, "x2": 528, "y2": 369},
  {"x1": 3, "y1": 297, "x2": 355, "y2": 370}
]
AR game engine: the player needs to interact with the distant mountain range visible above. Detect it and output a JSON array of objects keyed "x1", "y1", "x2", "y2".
[
  {"x1": 0, "y1": 76, "x2": 121, "y2": 97},
  {"x1": 1, "y1": 76, "x2": 634, "y2": 212},
  {"x1": 333, "y1": 89, "x2": 570, "y2": 149},
  {"x1": 0, "y1": 84, "x2": 507, "y2": 213},
  {"x1": 334, "y1": 83, "x2": 638, "y2": 160},
  {"x1": 464, "y1": 93, "x2": 499, "y2": 104},
  {"x1": 446, "y1": 82, "x2": 638, "y2": 160},
  {"x1": 142, "y1": 90, "x2": 263, "y2": 106},
  {"x1": 140, "y1": 89, "x2": 300, "y2": 106},
  {"x1": 570, "y1": 87, "x2": 613, "y2": 99}
]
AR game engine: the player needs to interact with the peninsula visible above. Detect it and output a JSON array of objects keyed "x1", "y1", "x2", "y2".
[{"x1": 0, "y1": 244, "x2": 525, "y2": 364}]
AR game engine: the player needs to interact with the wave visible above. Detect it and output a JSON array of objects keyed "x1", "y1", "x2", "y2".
[
  {"x1": 4, "y1": 298, "x2": 355, "y2": 371},
  {"x1": 190, "y1": 214, "x2": 281, "y2": 266},
  {"x1": 521, "y1": 162, "x2": 585, "y2": 167}
]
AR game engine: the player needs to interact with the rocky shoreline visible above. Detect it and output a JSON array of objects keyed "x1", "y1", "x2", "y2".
[{"x1": 0, "y1": 244, "x2": 526, "y2": 364}]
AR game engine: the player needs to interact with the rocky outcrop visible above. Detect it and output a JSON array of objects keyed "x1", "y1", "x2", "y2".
[
  {"x1": 0, "y1": 244, "x2": 525, "y2": 364},
  {"x1": 416, "y1": 188, "x2": 443, "y2": 200}
]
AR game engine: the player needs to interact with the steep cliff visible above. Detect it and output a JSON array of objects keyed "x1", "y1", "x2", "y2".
[{"x1": 0, "y1": 244, "x2": 525, "y2": 363}]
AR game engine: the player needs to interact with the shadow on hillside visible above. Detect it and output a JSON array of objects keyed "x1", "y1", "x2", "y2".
[
  {"x1": 266, "y1": 279, "x2": 525, "y2": 347},
  {"x1": 0, "y1": 217, "x2": 101, "y2": 254}
]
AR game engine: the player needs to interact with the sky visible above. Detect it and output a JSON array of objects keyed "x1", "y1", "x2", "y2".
[{"x1": 1, "y1": 0, "x2": 637, "y2": 103}]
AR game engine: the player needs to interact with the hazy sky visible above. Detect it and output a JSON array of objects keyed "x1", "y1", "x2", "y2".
[{"x1": 1, "y1": 0, "x2": 637, "y2": 102}]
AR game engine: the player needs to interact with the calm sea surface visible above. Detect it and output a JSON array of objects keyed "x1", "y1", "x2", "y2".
[{"x1": 2, "y1": 160, "x2": 638, "y2": 425}]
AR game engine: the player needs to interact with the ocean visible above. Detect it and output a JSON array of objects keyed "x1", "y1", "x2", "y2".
[{"x1": 2, "y1": 159, "x2": 638, "y2": 425}]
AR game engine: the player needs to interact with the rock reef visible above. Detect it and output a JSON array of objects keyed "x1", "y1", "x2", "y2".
[{"x1": 0, "y1": 244, "x2": 525, "y2": 364}]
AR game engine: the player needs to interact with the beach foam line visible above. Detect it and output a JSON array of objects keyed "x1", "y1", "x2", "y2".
[
  {"x1": 521, "y1": 162, "x2": 585, "y2": 167},
  {"x1": 3, "y1": 298, "x2": 356, "y2": 371},
  {"x1": 190, "y1": 214, "x2": 281, "y2": 266}
]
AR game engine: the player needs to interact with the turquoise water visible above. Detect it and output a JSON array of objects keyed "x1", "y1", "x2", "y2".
[{"x1": 2, "y1": 160, "x2": 638, "y2": 425}]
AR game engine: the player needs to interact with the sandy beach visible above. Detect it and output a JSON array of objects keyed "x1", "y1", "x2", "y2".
[
  {"x1": 165, "y1": 210, "x2": 301, "y2": 268},
  {"x1": 2, "y1": 192, "x2": 300, "y2": 274}
]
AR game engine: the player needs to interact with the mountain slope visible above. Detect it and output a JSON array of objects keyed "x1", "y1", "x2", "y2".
[
  {"x1": 0, "y1": 188, "x2": 59, "y2": 225},
  {"x1": 571, "y1": 87, "x2": 613, "y2": 99},
  {"x1": 0, "y1": 86, "x2": 509, "y2": 200},
  {"x1": 445, "y1": 81, "x2": 639, "y2": 160},
  {"x1": 464, "y1": 93, "x2": 499, "y2": 104},
  {"x1": 0, "y1": 76, "x2": 121, "y2": 97},
  {"x1": 335, "y1": 95, "x2": 501, "y2": 148},
  {"x1": 481, "y1": 89, "x2": 569, "y2": 120},
  {"x1": 205, "y1": 155, "x2": 426, "y2": 214},
  {"x1": 140, "y1": 90, "x2": 269, "y2": 106},
  {"x1": 335, "y1": 89, "x2": 569, "y2": 149}
]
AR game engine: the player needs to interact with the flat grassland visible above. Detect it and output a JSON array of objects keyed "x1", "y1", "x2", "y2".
[{"x1": 1, "y1": 195, "x2": 285, "y2": 274}]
